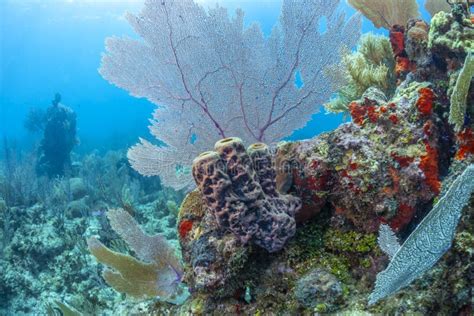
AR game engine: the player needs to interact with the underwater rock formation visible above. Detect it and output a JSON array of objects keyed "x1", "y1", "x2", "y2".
[
  {"x1": 177, "y1": 190, "x2": 250, "y2": 296},
  {"x1": 405, "y1": 19, "x2": 431, "y2": 69},
  {"x1": 294, "y1": 268, "x2": 343, "y2": 311},
  {"x1": 279, "y1": 83, "x2": 445, "y2": 233},
  {"x1": 36, "y1": 93, "x2": 77, "y2": 177},
  {"x1": 428, "y1": 7, "x2": 474, "y2": 58}
]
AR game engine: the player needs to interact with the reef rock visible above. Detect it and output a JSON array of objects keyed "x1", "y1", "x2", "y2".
[
  {"x1": 178, "y1": 190, "x2": 249, "y2": 296},
  {"x1": 69, "y1": 178, "x2": 87, "y2": 201},
  {"x1": 428, "y1": 7, "x2": 474, "y2": 59},
  {"x1": 278, "y1": 82, "x2": 447, "y2": 233},
  {"x1": 294, "y1": 268, "x2": 343, "y2": 311}
]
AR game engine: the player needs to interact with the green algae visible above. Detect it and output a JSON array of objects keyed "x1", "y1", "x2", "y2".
[
  {"x1": 286, "y1": 219, "x2": 326, "y2": 266},
  {"x1": 314, "y1": 303, "x2": 328, "y2": 313},
  {"x1": 324, "y1": 229, "x2": 378, "y2": 253},
  {"x1": 318, "y1": 255, "x2": 352, "y2": 283}
]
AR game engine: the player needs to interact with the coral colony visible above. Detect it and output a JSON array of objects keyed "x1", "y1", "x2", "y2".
[
  {"x1": 99, "y1": 0, "x2": 361, "y2": 190},
  {"x1": 1, "y1": 0, "x2": 474, "y2": 314}
]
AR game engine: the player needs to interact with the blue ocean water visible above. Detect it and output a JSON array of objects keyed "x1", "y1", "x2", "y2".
[{"x1": 0, "y1": 0, "x2": 432, "y2": 155}]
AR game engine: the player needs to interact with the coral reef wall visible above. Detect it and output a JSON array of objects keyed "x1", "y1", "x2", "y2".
[{"x1": 174, "y1": 3, "x2": 474, "y2": 314}]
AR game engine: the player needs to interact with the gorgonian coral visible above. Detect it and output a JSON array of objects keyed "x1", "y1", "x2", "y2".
[
  {"x1": 370, "y1": 165, "x2": 474, "y2": 305},
  {"x1": 324, "y1": 33, "x2": 396, "y2": 113},
  {"x1": 87, "y1": 209, "x2": 189, "y2": 304},
  {"x1": 99, "y1": 0, "x2": 361, "y2": 190},
  {"x1": 347, "y1": 0, "x2": 419, "y2": 29}
]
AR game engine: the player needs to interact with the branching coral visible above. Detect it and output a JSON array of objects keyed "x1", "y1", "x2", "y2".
[
  {"x1": 87, "y1": 209, "x2": 189, "y2": 303},
  {"x1": 325, "y1": 34, "x2": 396, "y2": 113},
  {"x1": 449, "y1": 52, "x2": 474, "y2": 131},
  {"x1": 347, "y1": 0, "x2": 419, "y2": 29}
]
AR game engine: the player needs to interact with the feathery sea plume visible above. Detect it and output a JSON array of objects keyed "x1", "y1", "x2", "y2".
[{"x1": 324, "y1": 33, "x2": 396, "y2": 113}]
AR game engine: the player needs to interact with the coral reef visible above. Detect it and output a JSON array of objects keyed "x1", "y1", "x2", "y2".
[
  {"x1": 172, "y1": 4, "x2": 474, "y2": 313},
  {"x1": 0, "y1": 150, "x2": 181, "y2": 314},
  {"x1": 283, "y1": 83, "x2": 445, "y2": 233},
  {"x1": 405, "y1": 19, "x2": 430, "y2": 67},
  {"x1": 428, "y1": 7, "x2": 474, "y2": 57},
  {"x1": 2, "y1": 2, "x2": 474, "y2": 315},
  {"x1": 101, "y1": 0, "x2": 361, "y2": 190}
]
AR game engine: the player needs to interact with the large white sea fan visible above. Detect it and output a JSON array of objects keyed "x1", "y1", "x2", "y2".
[{"x1": 99, "y1": 0, "x2": 361, "y2": 190}]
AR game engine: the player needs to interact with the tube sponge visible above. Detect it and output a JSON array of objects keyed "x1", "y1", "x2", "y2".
[{"x1": 192, "y1": 137, "x2": 301, "y2": 252}]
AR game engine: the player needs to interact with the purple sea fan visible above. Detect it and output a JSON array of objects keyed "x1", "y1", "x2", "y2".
[{"x1": 99, "y1": 0, "x2": 361, "y2": 190}]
